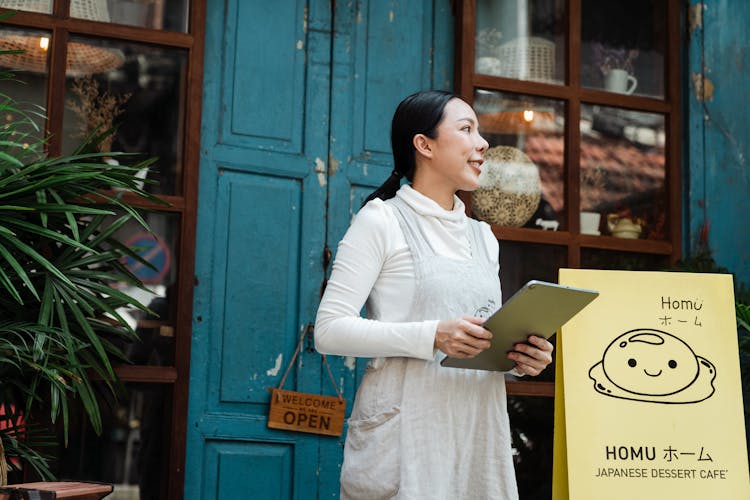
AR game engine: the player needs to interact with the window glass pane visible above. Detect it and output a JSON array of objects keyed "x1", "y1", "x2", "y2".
[
  {"x1": 52, "y1": 382, "x2": 173, "y2": 499},
  {"x1": 499, "y1": 241, "x2": 567, "y2": 298},
  {"x1": 62, "y1": 36, "x2": 188, "y2": 195},
  {"x1": 107, "y1": 210, "x2": 180, "y2": 366},
  {"x1": 580, "y1": 104, "x2": 666, "y2": 240},
  {"x1": 581, "y1": 249, "x2": 669, "y2": 271},
  {"x1": 473, "y1": 89, "x2": 566, "y2": 230},
  {"x1": 499, "y1": 242, "x2": 563, "y2": 383},
  {"x1": 581, "y1": 0, "x2": 666, "y2": 98},
  {"x1": 70, "y1": 0, "x2": 190, "y2": 33},
  {"x1": 509, "y1": 395, "x2": 554, "y2": 498},
  {"x1": 0, "y1": 0, "x2": 51, "y2": 14},
  {"x1": 0, "y1": 28, "x2": 50, "y2": 149},
  {"x1": 475, "y1": 0, "x2": 566, "y2": 85}
]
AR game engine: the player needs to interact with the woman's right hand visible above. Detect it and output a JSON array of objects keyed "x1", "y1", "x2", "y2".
[{"x1": 434, "y1": 316, "x2": 493, "y2": 358}]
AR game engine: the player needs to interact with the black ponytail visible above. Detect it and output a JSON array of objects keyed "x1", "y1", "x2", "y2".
[{"x1": 362, "y1": 89, "x2": 457, "y2": 206}]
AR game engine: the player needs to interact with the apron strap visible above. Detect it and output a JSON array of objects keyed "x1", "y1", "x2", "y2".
[
  {"x1": 388, "y1": 197, "x2": 437, "y2": 257},
  {"x1": 466, "y1": 218, "x2": 493, "y2": 266}
]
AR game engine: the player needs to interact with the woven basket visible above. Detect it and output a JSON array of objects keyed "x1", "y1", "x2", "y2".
[
  {"x1": 0, "y1": 0, "x2": 109, "y2": 19},
  {"x1": 0, "y1": 34, "x2": 125, "y2": 75},
  {"x1": 0, "y1": 1, "x2": 123, "y2": 76},
  {"x1": 471, "y1": 146, "x2": 541, "y2": 227},
  {"x1": 495, "y1": 36, "x2": 556, "y2": 83}
]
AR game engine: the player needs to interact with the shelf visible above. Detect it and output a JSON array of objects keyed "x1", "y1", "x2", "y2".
[
  {"x1": 489, "y1": 225, "x2": 672, "y2": 255},
  {"x1": 490, "y1": 225, "x2": 569, "y2": 245},
  {"x1": 506, "y1": 380, "x2": 554, "y2": 397},
  {"x1": 89, "y1": 365, "x2": 177, "y2": 383}
]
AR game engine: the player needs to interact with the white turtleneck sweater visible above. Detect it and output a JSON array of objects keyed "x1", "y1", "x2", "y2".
[{"x1": 315, "y1": 184, "x2": 501, "y2": 360}]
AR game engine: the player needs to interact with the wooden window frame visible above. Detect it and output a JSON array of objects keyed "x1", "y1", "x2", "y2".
[
  {"x1": 0, "y1": 1, "x2": 206, "y2": 497},
  {"x1": 454, "y1": 0, "x2": 682, "y2": 396}
]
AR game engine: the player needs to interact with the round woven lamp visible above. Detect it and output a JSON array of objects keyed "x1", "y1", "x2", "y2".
[
  {"x1": 471, "y1": 146, "x2": 541, "y2": 227},
  {"x1": 0, "y1": 0, "x2": 124, "y2": 75}
]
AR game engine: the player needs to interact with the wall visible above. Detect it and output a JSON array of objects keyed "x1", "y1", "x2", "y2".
[{"x1": 687, "y1": 0, "x2": 750, "y2": 286}]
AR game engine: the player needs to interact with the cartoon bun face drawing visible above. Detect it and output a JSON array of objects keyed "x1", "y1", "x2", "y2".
[
  {"x1": 602, "y1": 330, "x2": 699, "y2": 396},
  {"x1": 589, "y1": 328, "x2": 716, "y2": 404}
]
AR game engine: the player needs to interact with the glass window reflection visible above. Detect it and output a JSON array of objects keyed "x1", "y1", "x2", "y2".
[
  {"x1": 508, "y1": 395, "x2": 554, "y2": 499},
  {"x1": 105, "y1": 210, "x2": 180, "y2": 366},
  {"x1": 581, "y1": 249, "x2": 669, "y2": 271},
  {"x1": 69, "y1": 0, "x2": 191, "y2": 33},
  {"x1": 52, "y1": 382, "x2": 173, "y2": 499},
  {"x1": 475, "y1": 0, "x2": 566, "y2": 84},
  {"x1": 580, "y1": 104, "x2": 666, "y2": 240},
  {"x1": 499, "y1": 241, "x2": 567, "y2": 300},
  {"x1": 62, "y1": 36, "x2": 188, "y2": 196},
  {"x1": 581, "y1": 0, "x2": 666, "y2": 98},
  {"x1": 0, "y1": 27, "x2": 50, "y2": 151},
  {"x1": 473, "y1": 89, "x2": 566, "y2": 230},
  {"x1": 0, "y1": 0, "x2": 51, "y2": 14}
]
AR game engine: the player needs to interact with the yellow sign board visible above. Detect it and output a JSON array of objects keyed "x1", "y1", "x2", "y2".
[{"x1": 553, "y1": 269, "x2": 750, "y2": 500}]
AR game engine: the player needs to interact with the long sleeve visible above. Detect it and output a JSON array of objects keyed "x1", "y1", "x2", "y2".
[
  {"x1": 315, "y1": 199, "x2": 438, "y2": 359},
  {"x1": 315, "y1": 185, "x2": 503, "y2": 362}
]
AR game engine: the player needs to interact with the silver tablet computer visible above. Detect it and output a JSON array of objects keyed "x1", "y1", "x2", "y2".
[{"x1": 440, "y1": 280, "x2": 599, "y2": 372}]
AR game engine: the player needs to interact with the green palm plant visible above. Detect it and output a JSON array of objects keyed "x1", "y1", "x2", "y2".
[{"x1": 0, "y1": 68, "x2": 161, "y2": 480}]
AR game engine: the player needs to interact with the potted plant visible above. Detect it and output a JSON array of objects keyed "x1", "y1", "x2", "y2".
[
  {"x1": 0, "y1": 63, "x2": 161, "y2": 481},
  {"x1": 66, "y1": 75, "x2": 152, "y2": 190},
  {"x1": 67, "y1": 75, "x2": 131, "y2": 157},
  {"x1": 593, "y1": 42, "x2": 639, "y2": 94}
]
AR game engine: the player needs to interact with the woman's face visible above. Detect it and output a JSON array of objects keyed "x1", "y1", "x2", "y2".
[{"x1": 422, "y1": 98, "x2": 489, "y2": 192}]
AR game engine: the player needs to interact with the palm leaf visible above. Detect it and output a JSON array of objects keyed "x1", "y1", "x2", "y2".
[
  {"x1": 0, "y1": 239, "x2": 39, "y2": 300},
  {"x1": 0, "y1": 72, "x2": 160, "y2": 478}
]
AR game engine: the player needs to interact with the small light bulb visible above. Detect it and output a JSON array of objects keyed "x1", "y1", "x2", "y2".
[
  {"x1": 39, "y1": 37, "x2": 49, "y2": 51},
  {"x1": 523, "y1": 109, "x2": 534, "y2": 122}
]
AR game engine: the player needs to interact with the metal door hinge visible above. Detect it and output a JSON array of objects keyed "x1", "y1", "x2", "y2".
[{"x1": 323, "y1": 244, "x2": 332, "y2": 270}]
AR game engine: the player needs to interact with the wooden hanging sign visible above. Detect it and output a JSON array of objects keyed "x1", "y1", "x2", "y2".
[{"x1": 268, "y1": 388, "x2": 345, "y2": 436}]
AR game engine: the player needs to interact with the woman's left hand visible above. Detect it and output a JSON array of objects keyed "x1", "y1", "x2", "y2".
[{"x1": 508, "y1": 335, "x2": 554, "y2": 376}]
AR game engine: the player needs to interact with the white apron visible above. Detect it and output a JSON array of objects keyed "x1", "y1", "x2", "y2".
[{"x1": 340, "y1": 197, "x2": 518, "y2": 500}]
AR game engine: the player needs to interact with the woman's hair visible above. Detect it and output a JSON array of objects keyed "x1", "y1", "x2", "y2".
[{"x1": 362, "y1": 89, "x2": 457, "y2": 205}]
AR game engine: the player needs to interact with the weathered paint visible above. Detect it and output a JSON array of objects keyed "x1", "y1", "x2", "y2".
[
  {"x1": 266, "y1": 354, "x2": 283, "y2": 377},
  {"x1": 687, "y1": 0, "x2": 750, "y2": 284},
  {"x1": 343, "y1": 356, "x2": 356, "y2": 371},
  {"x1": 328, "y1": 154, "x2": 340, "y2": 176},
  {"x1": 186, "y1": 1, "x2": 330, "y2": 498},
  {"x1": 691, "y1": 71, "x2": 715, "y2": 102},
  {"x1": 187, "y1": 0, "x2": 454, "y2": 498},
  {"x1": 688, "y1": 2, "x2": 703, "y2": 35},
  {"x1": 315, "y1": 157, "x2": 327, "y2": 186},
  {"x1": 322, "y1": 0, "x2": 453, "y2": 496}
]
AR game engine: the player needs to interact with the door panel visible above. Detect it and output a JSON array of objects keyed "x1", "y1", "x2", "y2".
[
  {"x1": 328, "y1": 0, "x2": 449, "y2": 247},
  {"x1": 318, "y1": 0, "x2": 455, "y2": 494},
  {"x1": 204, "y1": 440, "x2": 294, "y2": 499},
  {"x1": 187, "y1": 0, "x2": 330, "y2": 497},
  {"x1": 188, "y1": 0, "x2": 453, "y2": 497},
  {"x1": 221, "y1": 1, "x2": 307, "y2": 152},
  {"x1": 215, "y1": 171, "x2": 303, "y2": 404}
]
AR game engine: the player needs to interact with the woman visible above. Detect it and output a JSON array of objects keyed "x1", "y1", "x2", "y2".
[{"x1": 315, "y1": 90, "x2": 553, "y2": 499}]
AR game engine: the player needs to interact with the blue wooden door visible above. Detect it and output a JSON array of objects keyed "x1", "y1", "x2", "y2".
[
  {"x1": 321, "y1": 2, "x2": 455, "y2": 490},
  {"x1": 186, "y1": 1, "x2": 452, "y2": 498}
]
